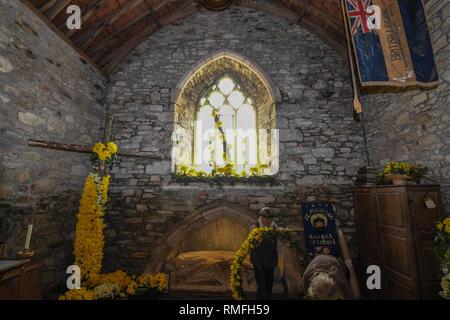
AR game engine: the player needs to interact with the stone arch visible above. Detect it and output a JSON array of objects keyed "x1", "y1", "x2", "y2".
[
  {"x1": 143, "y1": 201, "x2": 259, "y2": 274},
  {"x1": 171, "y1": 50, "x2": 279, "y2": 171},
  {"x1": 171, "y1": 49, "x2": 281, "y2": 105}
]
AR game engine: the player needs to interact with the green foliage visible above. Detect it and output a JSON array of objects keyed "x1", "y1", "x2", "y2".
[
  {"x1": 171, "y1": 171, "x2": 280, "y2": 187},
  {"x1": 374, "y1": 173, "x2": 387, "y2": 185}
]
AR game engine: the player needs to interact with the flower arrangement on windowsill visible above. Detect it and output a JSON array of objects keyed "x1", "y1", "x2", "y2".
[
  {"x1": 374, "y1": 161, "x2": 428, "y2": 185},
  {"x1": 171, "y1": 163, "x2": 280, "y2": 187},
  {"x1": 434, "y1": 218, "x2": 450, "y2": 300},
  {"x1": 230, "y1": 227, "x2": 308, "y2": 300}
]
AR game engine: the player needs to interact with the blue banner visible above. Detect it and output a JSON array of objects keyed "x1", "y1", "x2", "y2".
[{"x1": 301, "y1": 202, "x2": 340, "y2": 259}]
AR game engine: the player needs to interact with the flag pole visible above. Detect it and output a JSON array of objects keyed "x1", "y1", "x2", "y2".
[{"x1": 340, "y1": 0, "x2": 362, "y2": 114}]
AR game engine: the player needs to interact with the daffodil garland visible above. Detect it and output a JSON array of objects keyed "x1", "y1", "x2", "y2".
[
  {"x1": 59, "y1": 142, "x2": 166, "y2": 300},
  {"x1": 73, "y1": 172, "x2": 109, "y2": 287},
  {"x1": 435, "y1": 218, "x2": 450, "y2": 300},
  {"x1": 230, "y1": 227, "x2": 307, "y2": 300}
]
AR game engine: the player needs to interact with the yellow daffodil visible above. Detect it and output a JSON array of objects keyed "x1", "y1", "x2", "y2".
[
  {"x1": 93, "y1": 142, "x2": 104, "y2": 154},
  {"x1": 106, "y1": 142, "x2": 118, "y2": 154}
]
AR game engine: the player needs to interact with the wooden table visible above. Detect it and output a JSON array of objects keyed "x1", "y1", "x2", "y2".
[{"x1": 0, "y1": 259, "x2": 42, "y2": 300}]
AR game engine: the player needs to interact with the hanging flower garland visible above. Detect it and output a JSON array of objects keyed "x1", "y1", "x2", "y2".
[
  {"x1": 434, "y1": 218, "x2": 450, "y2": 300},
  {"x1": 230, "y1": 227, "x2": 308, "y2": 300},
  {"x1": 72, "y1": 172, "x2": 109, "y2": 287},
  {"x1": 59, "y1": 142, "x2": 166, "y2": 300}
]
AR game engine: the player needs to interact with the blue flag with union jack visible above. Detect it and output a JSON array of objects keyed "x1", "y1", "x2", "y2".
[{"x1": 345, "y1": 0, "x2": 438, "y2": 87}]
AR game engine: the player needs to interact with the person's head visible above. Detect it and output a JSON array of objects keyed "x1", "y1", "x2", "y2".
[
  {"x1": 306, "y1": 272, "x2": 345, "y2": 300},
  {"x1": 259, "y1": 207, "x2": 273, "y2": 226},
  {"x1": 313, "y1": 217, "x2": 326, "y2": 234}
]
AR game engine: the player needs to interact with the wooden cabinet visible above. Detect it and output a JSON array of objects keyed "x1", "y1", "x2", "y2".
[
  {"x1": 353, "y1": 185, "x2": 443, "y2": 300},
  {"x1": 0, "y1": 260, "x2": 42, "y2": 300}
]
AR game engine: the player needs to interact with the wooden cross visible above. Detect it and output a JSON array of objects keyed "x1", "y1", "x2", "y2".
[{"x1": 27, "y1": 114, "x2": 163, "y2": 160}]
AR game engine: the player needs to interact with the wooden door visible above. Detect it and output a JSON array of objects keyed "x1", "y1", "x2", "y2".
[
  {"x1": 407, "y1": 187, "x2": 443, "y2": 299},
  {"x1": 375, "y1": 187, "x2": 418, "y2": 299}
]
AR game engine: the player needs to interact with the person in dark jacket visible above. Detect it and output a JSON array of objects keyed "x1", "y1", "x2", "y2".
[{"x1": 249, "y1": 207, "x2": 281, "y2": 300}]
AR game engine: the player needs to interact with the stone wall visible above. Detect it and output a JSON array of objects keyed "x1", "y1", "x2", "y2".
[
  {"x1": 361, "y1": 0, "x2": 450, "y2": 215},
  {"x1": 103, "y1": 6, "x2": 367, "y2": 277},
  {"x1": 0, "y1": 0, "x2": 106, "y2": 295}
]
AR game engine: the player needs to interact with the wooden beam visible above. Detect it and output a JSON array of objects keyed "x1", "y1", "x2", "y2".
[
  {"x1": 28, "y1": 139, "x2": 163, "y2": 159},
  {"x1": 102, "y1": 0, "x2": 197, "y2": 74},
  {"x1": 73, "y1": 0, "x2": 145, "y2": 50},
  {"x1": 153, "y1": 0, "x2": 177, "y2": 10},
  {"x1": 19, "y1": 0, "x2": 106, "y2": 76},
  {"x1": 145, "y1": 0, "x2": 162, "y2": 27},
  {"x1": 87, "y1": 10, "x2": 152, "y2": 59},
  {"x1": 63, "y1": 0, "x2": 110, "y2": 37},
  {"x1": 44, "y1": 0, "x2": 72, "y2": 21},
  {"x1": 103, "y1": 114, "x2": 115, "y2": 142},
  {"x1": 39, "y1": 0, "x2": 58, "y2": 13},
  {"x1": 98, "y1": 21, "x2": 158, "y2": 68},
  {"x1": 83, "y1": 0, "x2": 171, "y2": 60}
]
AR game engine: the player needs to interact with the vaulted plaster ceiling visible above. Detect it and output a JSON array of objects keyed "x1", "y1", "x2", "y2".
[{"x1": 20, "y1": 0, "x2": 380, "y2": 75}]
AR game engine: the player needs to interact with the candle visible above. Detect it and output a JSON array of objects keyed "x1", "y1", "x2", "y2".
[{"x1": 24, "y1": 224, "x2": 33, "y2": 250}]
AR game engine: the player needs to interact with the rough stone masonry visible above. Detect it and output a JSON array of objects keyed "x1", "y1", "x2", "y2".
[
  {"x1": 0, "y1": 0, "x2": 106, "y2": 294},
  {"x1": 102, "y1": 6, "x2": 367, "y2": 276},
  {"x1": 0, "y1": 0, "x2": 447, "y2": 297}
]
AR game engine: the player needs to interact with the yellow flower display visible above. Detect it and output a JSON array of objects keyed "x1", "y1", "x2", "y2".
[
  {"x1": 229, "y1": 227, "x2": 302, "y2": 300},
  {"x1": 126, "y1": 273, "x2": 166, "y2": 296},
  {"x1": 91, "y1": 141, "x2": 118, "y2": 169},
  {"x1": 440, "y1": 273, "x2": 450, "y2": 300},
  {"x1": 434, "y1": 217, "x2": 450, "y2": 300},
  {"x1": 72, "y1": 172, "x2": 106, "y2": 287},
  {"x1": 107, "y1": 142, "x2": 118, "y2": 154},
  {"x1": 60, "y1": 165, "x2": 167, "y2": 300},
  {"x1": 93, "y1": 283, "x2": 121, "y2": 300},
  {"x1": 98, "y1": 270, "x2": 132, "y2": 291},
  {"x1": 59, "y1": 287, "x2": 95, "y2": 300}
]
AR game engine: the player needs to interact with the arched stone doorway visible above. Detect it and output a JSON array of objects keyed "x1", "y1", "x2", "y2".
[
  {"x1": 144, "y1": 201, "x2": 258, "y2": 274},
  {"x1": 143, "y1": 201, "x2": 288, "y2": 294}
]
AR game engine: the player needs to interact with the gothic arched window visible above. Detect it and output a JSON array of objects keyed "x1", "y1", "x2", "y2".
[
  {"x1": 195, "y1": 76, "x2": 257, "y2": 174},
  {"x1": 172, "y1": 53, "x2": 278, "y2": 177}
]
